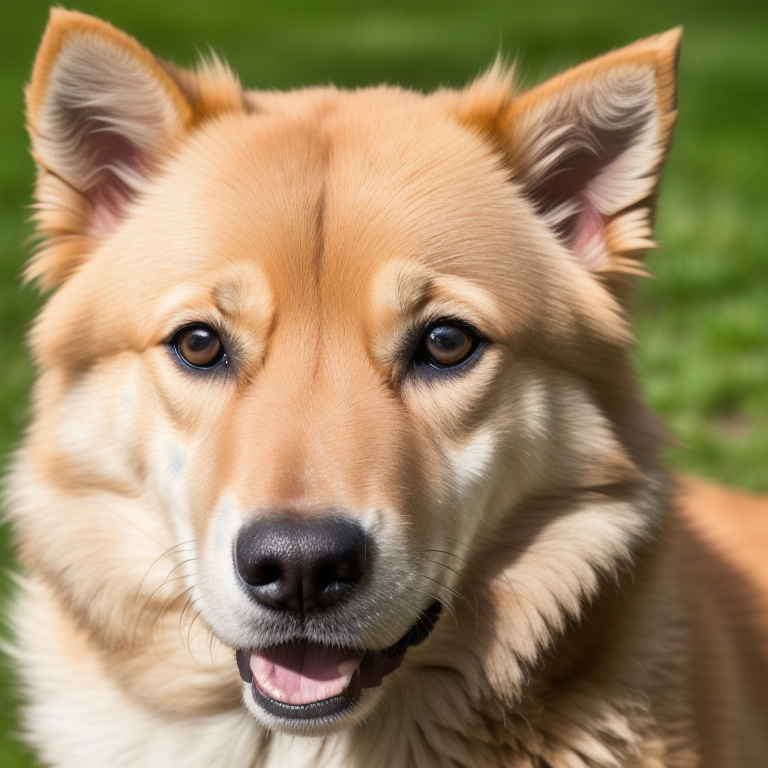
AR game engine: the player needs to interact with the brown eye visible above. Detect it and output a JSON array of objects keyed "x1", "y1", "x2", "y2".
[
  {"x1": 422, "y1": 323, "x2": 476, "y2": 368},
  {"x1": 173, "y1": 325, "x2": 224, "y2": 368}
]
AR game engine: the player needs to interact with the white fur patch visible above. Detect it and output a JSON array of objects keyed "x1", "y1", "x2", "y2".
[{"x1": 447, "y1": 428, "x2": 497, "y2": 499}]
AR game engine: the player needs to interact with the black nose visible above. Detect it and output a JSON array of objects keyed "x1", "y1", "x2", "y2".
[{"x1": 234, "y1": 515, "x2": 368, "y2": 615}]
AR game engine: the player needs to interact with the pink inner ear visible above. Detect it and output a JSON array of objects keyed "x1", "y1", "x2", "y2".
[
  {"x1": 571, "y1": 202, "x2": 605, "y2": 269},
  {"x1": 83, "y1": 128, "x2": 147, "y2": 235},
  {"x1": 525, "y1": 112, "x2": 650, "y2": 271},
  {"x1": 59, "y1": 99, "x2": 151, "y2": 235}
]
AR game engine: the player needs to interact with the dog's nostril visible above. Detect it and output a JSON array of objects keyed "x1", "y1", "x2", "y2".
[
  {"x1": 234, "y1": 515, "x2": 368, "y2": 614},
  {"x1": 240, "y1": 561, "x2": 282, "y2": 588},
  {"x1": 331, "y1": 556, "x2": 365, "y2": 582}
]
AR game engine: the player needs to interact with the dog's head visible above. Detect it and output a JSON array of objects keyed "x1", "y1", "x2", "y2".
[{"x1": 13, "y1": 10, "x2": 679, "y2": 736}]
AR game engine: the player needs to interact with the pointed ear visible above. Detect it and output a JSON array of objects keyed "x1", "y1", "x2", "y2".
[
  {"x1": 25, "y1": 9, "x2": 243, "y2": 289},
  {"x1": 502, "y1": 29, "x2": 681, "y2": 284}
]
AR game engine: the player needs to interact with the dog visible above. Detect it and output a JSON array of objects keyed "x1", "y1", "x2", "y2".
[{"x1": 6, "y1": 9, "x2": 767, "y2": 767}]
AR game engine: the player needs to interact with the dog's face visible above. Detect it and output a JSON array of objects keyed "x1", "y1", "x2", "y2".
[{"x1": 12, "y1": 11, "x2": 679, "y2": 736}]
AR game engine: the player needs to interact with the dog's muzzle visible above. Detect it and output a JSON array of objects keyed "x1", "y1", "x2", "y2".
[{"x1": 232, "y1": 513, "x2": 442, "y2": 720}]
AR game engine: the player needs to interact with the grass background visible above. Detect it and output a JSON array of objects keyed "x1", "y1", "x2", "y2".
[{"x1": 0, "y1": 1, "x2": 765, "y2": 764}]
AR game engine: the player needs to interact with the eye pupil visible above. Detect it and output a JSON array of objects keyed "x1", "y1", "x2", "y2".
[
  {"x1": 185, "y1": 329, "x2": 214, "y2": 354},
  {"x1": 423, "y1": 324, "x2": 474, "y2": 367},
  {"x1": 175, "y1": 326, "x2": 223, "y2": 368}
]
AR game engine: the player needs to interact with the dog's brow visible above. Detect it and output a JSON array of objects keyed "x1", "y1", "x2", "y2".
[
  {"x1": 371, "y1": 260, "x2": 434, "y2": 319},
  {"x1": 213, "y1": 262, "x2": 273, "y2": 323}
]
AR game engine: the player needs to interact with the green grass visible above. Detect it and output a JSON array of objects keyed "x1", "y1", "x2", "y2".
[{"x1": 1, "y1": 1, "x2": 766, "y2": 765}]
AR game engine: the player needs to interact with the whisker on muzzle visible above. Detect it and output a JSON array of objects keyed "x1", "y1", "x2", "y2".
[
  {"x1": 422, "y1": 555, "x2": 480, "y2": 627},
  {"x1": 418, "y1": 578, "x2": 466, "y2": 641},
  {"x1": 438, "y1": 534, "x2": 520, "y2": 593},
  {"x1": 135, "y1": 540, "x2": 197, "y2": 602},
  {"x1": 134, "y1": 566, "x2": 198, "y2": 643}
]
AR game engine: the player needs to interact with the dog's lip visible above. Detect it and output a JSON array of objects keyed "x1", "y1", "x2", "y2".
[{"x1": 236, "y1": 601, "x2": 442, "y2": 720}]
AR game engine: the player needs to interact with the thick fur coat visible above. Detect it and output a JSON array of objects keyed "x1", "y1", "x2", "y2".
[{"x1": 7, "y1": 10, "x2": 767, "y2": 768}]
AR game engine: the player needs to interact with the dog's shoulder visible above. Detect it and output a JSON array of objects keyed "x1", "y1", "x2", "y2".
[{"x1": 673, "y1": 475, "x2": 768, "y2": 765}]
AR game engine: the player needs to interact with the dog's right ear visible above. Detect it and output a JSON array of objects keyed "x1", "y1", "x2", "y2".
[{"x1": 25, "y1": 9, "x2": 242, "y2": 289}]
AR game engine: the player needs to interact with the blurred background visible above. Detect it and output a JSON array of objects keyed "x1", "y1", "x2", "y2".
[{"x1": 0, "y1": 1, "x2": 765, "y2": 764}]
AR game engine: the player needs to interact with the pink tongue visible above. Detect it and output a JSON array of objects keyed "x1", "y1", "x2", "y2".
[{"x1": 251, "y1": 644, "x2": 363, "y2": 706}]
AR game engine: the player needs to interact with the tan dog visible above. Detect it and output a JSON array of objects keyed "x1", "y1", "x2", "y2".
[{"x1": 7, "y1": 9, "x2": 767, "y2": 767}]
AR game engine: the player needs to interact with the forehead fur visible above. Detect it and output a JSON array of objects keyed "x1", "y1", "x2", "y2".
[{"x1": 31, "y1": 80, "x2": 628, "y2": 372}]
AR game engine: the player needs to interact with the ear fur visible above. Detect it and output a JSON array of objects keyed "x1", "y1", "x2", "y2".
[
  {"x1": 464, "y1": 29, "x2": 681, "y2": 285},
  {"x1": 25, "y1": 9, "x2": 243, "y2": 289}
]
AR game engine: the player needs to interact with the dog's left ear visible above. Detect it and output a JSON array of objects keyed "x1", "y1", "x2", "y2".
[
  {"x1": 25, "y1": 9, "x2": 243, "y2": 289},
  {"x1": 479, "y1": 29, "x2": 680, "y2": 286}
]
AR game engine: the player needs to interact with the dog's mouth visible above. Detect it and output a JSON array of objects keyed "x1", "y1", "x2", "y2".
[{"x1": 236, "y1": 602, "x2": 442, "y2": 721}]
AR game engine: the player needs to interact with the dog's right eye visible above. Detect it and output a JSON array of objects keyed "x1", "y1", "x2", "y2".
[
  {"x1": 171, "y1": 324, "x2": 225, "y2": 369},
  {"x1": 411, "y1": 320, "x2": 485, "y2": 375}
]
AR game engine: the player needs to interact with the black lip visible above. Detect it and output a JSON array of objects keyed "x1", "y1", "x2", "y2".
[{"x1": 237, "y1": 601, "x2": 442, "y2": 721}]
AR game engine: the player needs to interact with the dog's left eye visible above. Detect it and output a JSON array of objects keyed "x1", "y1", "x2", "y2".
[
  {"x1": 415, "y1": 322, "x2": 482, "y2": 370},
  {"x1": 171, "y1": 324, "x2": 226, "y2": 369}
]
